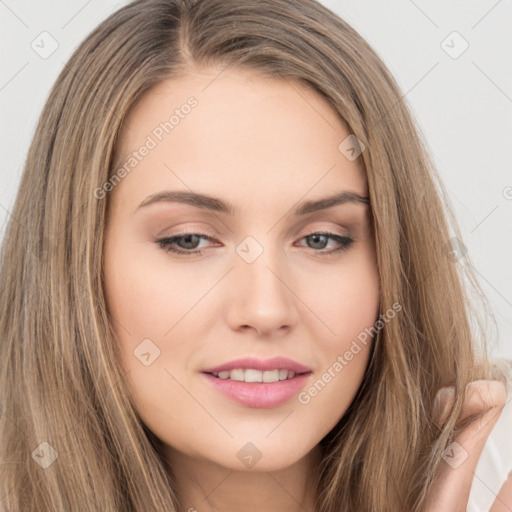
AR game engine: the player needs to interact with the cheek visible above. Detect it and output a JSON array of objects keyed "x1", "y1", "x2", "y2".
[
  {"x1": 303, "y1": 243, "x2": 380, "y2": 346},
  {"x1": 102, "y1": 244, "x2": 193, "y2": 421},
  {"x1": 297, "y1": 293, "x2": 379, "y2": 432},
  {"x1": 103, "y1": 237, "x2": 199, "y2": 337},
  {"x1": 103, "y1": 235, "x2": 211, "y2": 411},
  {"x1": 297, "y1": 247, "x2": 380, "y2": 418}
]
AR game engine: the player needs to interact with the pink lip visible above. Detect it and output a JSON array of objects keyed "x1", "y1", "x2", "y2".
[
  {"x1": 201, "y1": 372, "x2": 312, "y2": 408},
  {"x1": 201, "y1": 356, "x2": 311, "y2": 374}
]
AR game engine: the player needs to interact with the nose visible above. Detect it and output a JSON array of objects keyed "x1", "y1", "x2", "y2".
[{"x1": 225, "y1": 245, "x2": 299, "y2": 337}]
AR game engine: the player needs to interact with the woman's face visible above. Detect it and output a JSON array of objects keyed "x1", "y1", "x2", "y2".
[{"x1": 103, "y1": 67, "x2": 380, "y2": 472}]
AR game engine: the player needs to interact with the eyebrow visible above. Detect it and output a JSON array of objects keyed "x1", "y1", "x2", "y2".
[{"x1": 135, "y1": 190, "x2": 369, "y2": 216}]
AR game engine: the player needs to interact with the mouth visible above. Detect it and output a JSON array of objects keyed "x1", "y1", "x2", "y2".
[
  {"x1": 200, "y1": 356, "x2": 313, "y2": 408},
  {"x1": 201, "y1": 369, "x2": 313, "y2": 408}
]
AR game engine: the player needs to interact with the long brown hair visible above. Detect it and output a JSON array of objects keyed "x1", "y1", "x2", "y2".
[{"x1": 0, "y1": 0, "x2": 509, "y2": 510}]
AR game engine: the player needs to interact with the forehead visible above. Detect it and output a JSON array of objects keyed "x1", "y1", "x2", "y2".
[{"x1": 111, "y1": 67, "x2": 367, "y2": 212}]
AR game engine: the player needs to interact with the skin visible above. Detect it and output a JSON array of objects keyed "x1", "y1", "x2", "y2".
[{"x1": 103, "y1": 66, "x2": 380, "y2": 512}]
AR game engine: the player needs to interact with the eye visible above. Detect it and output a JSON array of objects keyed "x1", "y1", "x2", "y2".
[
  {"x1": 155, "y1": 231, "x2": 354, "y2": 257},
  {"x1": 156, "y1": 233, "x2": 215, "y2": 256},
  {"x1": 298, "y1": 232, "x2": 354, "y2": 254}
]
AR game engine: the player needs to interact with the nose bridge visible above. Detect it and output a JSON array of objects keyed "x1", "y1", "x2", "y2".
[{"x1": 228, "y1": 234, "x2": 297, "y2": 332}]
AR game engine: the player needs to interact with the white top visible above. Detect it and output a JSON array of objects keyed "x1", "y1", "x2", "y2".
[{"x1": 467, "y1": 380, "x2": 512, "y2": 511}]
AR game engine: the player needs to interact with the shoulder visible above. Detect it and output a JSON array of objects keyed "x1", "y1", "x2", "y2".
[{"x1": 489, "y1": 472, "x2": 512, "y2": 512}]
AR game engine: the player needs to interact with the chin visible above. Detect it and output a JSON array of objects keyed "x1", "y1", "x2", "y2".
[{"x1": 211, "y1": 442, "x2": 311, "y2": 473}]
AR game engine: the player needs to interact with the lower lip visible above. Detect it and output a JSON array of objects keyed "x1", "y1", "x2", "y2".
[{"x1": 201, "y1": 372, "x2": 312, "y2": 408}]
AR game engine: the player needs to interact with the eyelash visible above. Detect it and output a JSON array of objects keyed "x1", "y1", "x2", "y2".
[{"x1": 155, "y1": 231, "x2": 354, "y2": 257}]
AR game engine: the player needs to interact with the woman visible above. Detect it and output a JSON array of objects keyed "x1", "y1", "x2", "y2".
[{"x1": 0, "y1": 0, "x2": 510, "y2": 510}]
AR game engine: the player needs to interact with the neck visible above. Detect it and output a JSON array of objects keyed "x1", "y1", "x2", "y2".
[{"x1": 165, "y1": 444, "x2": 323, "y2": 512}]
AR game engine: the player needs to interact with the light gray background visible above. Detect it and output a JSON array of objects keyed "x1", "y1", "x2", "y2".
[{"x1": 1, "y1": 1, "x2": 511, "y2": 358}]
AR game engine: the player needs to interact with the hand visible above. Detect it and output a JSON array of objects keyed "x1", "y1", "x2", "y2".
[{"x1": 422, "y1": 379, "x2": 508, "y2": 512}]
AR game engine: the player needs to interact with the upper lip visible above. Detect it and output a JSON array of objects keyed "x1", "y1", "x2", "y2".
[{"x1": 202, "y1": 356, "x2": 312, "y2": 374}]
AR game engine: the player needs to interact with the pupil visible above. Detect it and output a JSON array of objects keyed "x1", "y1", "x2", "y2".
[
  {"x1": 310, "y1": 234, "x2": 327, "y2": 249},
  {"x1": 182, "y1": 234, "x2": 199, "y2": 249}
]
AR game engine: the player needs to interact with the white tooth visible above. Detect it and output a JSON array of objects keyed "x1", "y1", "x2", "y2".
[
  {"x1": 244, "y1": 369, "x2": 263, "y2": 382},
  {"x1": 230, "y1": 369, "x2": 245, "y2": 381},
  {"x1": 220, "y1": 368, "x2": 295, "y2": 382},
  {"x1": 262, "y1": 369, "x2": 280, "y2": 383},
  {"x1": 279, "y1": 369, "x2": 289, "y2": 381}
]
